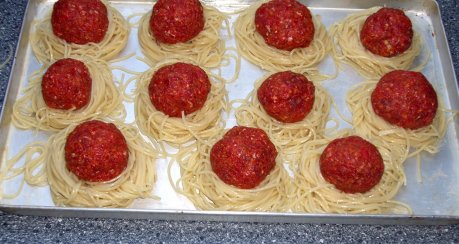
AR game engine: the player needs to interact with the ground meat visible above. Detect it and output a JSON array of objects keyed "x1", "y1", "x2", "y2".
[
  {"x1": 255, "y1": 0, "x2": 315, "y2": 51},
  {"x1": 41, "y1": 58, "x2": 92, "y2": 110},
  {"x1": 51, "y1": 0, "x2": 109, "y2": 44},
  {"x1": 150, "y1": 0, "x2": 204, "y2": 44},
  {"x1": 371, "y1": 70, "x2": 438, "y2": 130},
  {"x1": 320, "y1": 136, "x2": 384, "y2": 194},
  {"x1": 257, "y1": 71, "x2": 315, "y2": 123},
  {"x1": 149, "y1": 62, "x2": 211, "y2": 117},
  {"x1": 360, "y1": 7, "x2": 413, "y2": 57},
  {"x1": 210, "y1": 126, "x2": 278, "y2": 189},
  {"x1": 65, "y1": 120, "x2": 128, "y2": 182}
]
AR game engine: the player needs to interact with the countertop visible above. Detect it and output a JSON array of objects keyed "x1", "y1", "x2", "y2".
[{"x1": 0, "y1": 0, "x2": 458, "y2": 242}]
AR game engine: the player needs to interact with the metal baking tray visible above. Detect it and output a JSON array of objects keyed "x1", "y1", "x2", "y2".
[{"x1": 1, "y1": 0, "x2": 458, "y2": 225}]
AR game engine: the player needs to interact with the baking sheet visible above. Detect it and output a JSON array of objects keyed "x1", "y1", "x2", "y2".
[{"x1": 1, "y1": 0, "x2": 458, "y2": 224}]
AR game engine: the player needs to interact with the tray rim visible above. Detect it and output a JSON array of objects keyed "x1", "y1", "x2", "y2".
[{"x1": 2, "y1": 205, "x2": 459, "y2": 225}]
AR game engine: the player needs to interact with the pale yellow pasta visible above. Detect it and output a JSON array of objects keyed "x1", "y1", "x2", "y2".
[
  {"x1": 330, "y1": 7, "x2": 425, "y2": 78},
  {"x1": 31, "y1": 0, "x2": 129, "y2": 64},
  {"x1": 138, "y1": 5, "x2": 229, "y2": 68},
  {"x1": 346, "y1": 80, "x2": 447, "y2": 159},
  {"x1": 12, "y1": 56, "x2": 125, "y2": 132},
  {"x1": 290, "y1": 130, "x2": 411, "y2": 214},
  {"x1": 134, "y1": 59, "x2": 228, "y2": 148},
  {"x1": 169, "y1": 132, "x2": 291, "y2": 211},
  {"x1": 1, "y1": 120, "x2": 159, "y2": 208},
  {"x1": 235, "y1": 1, "x2": 332, "y2": 79},
  {"x1": 235, "y1": 72, "x2": 332, "y2": 163}
]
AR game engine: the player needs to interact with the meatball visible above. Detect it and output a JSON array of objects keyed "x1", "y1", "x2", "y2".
[
  {"x1": 210, "y1": 126, "x2": 278, "y2": 189},
  {"x1": 150, "y1": 0, "x2": 204, "y2": 44},
  {"x1": 371, "y1": 70, "x2": 438, "y2": 130},
  {"x1": 360, "y1": 7, "x2": 413, "y2": 57},
  {"x1": 148, "y1": 62, "x2": 211, "y2": 117},
  {"x1": 65, "y1": 120, "x2": 129, "y2": 182},
  {"x1": 320, "y1": 136, "x2": 384, "y2": 194},
  {"x1": 51, "y1": 0, "x2": 109, "y2": 44},
  {"x1": 41, "y1": 58, "x2": 92, "y2": 110},
  {"x1": 255, "y1": 0, "x2": 315, "y2": 51},
  {"x1": 257, "y1": 71, "x2": 315, "y2": 123}
]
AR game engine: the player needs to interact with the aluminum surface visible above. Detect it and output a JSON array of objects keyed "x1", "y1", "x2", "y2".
[{"x1": 0, "y1": 0, "x2": 458, "y2": 224}]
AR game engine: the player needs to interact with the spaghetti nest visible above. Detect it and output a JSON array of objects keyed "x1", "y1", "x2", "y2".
[
  {"x1": 234, "y1": 1, "x2": 331, "y2": 76},
  {"x1": 134, "y1": 59, "x2": 228, "y2": 147},
  {"x1": 290, "y1": 130, "x2": 410, "y2": 214},
  {"x1": 12, "y1": 56, "x2": 125, "y2": 132},
  {"x1": 347, "y1": 81, "x2": 447, "y2": 159},
  {"x1": 31, "y1": 1, "x2": 129, "y2": 64},
  {"x1": 235, "y1": 75, "x2": 332, "y2": 163},
  {"x1": 169, "y1": 132, "x2": 291, "y2": 211},
  {"x1": 2, "y1": 120, "x2": 159, "y2": 208},
  {"x1": 138, "y1": 5, "x2": 228, "y2": 68},
  {"x1": 329, "y1": 7, "x2": 424, "y2": 78}
]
